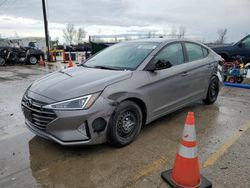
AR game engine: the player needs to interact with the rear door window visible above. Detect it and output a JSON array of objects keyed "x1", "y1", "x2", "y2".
[{"x1": 185, "y1": 43, "x2": 204, "y2": 62}]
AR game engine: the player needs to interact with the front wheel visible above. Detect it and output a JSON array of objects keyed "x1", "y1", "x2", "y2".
[
  {"x1": 203, "y1": 76, "x2": 219, "y2": 105},
  {"x1": 108, "y1": 101, "x2": 142, "y2": 147}
]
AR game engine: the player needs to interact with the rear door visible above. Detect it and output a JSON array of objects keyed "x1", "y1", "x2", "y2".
[{"x1": 183, "y1": 42, "x2": 214, "y2": 100}]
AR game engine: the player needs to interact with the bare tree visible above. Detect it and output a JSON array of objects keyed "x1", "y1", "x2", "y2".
[
  {"x1": 217, "y1": 28, "x2": 227, "y2": 44},
  {"x1": 54, "y1": 37, "x2": 59, "y2": 46},
  {"x1": 75, "y1": 28, "x2": 86, "y2": 44},
  {"x1": 178, "y1": 26, "x2": 186, "y2": 39},
  {"x1": 63, "y1": 23, "x2": 76, "y2": 44}
]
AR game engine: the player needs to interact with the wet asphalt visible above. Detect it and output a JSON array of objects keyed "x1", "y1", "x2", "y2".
[{"x1": 0, "y1": 64, "x2": 249, "y2": 188}]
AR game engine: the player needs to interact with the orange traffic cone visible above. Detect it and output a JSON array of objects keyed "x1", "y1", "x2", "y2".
[
  {"x1": 39, "y1": 55, "x2": 45, "y2": 65},
  {"x1": 50, "y1": 52, "x2": 54, "y2": 62},
  {"x1": 62, "y1": 50, "x2": 67, "y2": 63},
  {"x1": 67, "y1": 54, "x2": 73, "y2": 68},
  {"x1": 161, "y1": 112, "x2": 212, "y2": 188}
]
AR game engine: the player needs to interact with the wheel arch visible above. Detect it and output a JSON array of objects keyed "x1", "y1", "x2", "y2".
[
  {"x1": 121, "y1": 97, "x2": 147, "y2": 126},
  {"x1": 211, "y1": 73, "x2": 221, "y2": 87},
  {"x1": 107, "y1": 91, "x2": 148, "y2": 126}
]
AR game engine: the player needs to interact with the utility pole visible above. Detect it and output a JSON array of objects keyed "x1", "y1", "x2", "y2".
[{"x1": 42, "y1": 0, "x2": 50, "y2": 61}]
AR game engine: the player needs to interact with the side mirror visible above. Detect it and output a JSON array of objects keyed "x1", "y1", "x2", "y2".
[{"x1": 147, "y1": 60, "x2": 172, "y2": 71}]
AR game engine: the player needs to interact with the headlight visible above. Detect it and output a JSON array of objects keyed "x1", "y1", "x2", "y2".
[{"x1": 43, "y1": 93, "x2": 100, "y2": 110}]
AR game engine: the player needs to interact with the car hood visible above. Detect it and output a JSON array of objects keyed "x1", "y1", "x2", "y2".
[{"x1": 29, "y1": 67, "x2": 132, "y2": 101}]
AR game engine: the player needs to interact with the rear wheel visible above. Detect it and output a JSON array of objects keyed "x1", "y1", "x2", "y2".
[
  {"x1": 203, "y1": 76, "x2": 219, "y2": 105},
  {"x1": 108, "y1": 101, "x2": 142, "y2": 147},
  {"x1": 29, "y1": 56, "x2": 38, "y2": 65}
]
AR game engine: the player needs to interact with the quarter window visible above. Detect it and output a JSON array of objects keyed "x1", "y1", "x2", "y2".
[
  {"x1": 202, "y1": 47, "x2": 209, "y2": 57},
  {"x1": 185, "y1": 43, "x2": 204, "y2": 61},
  {"x1": 153, "y1": 43, "x2": 184, "y2": 66}
]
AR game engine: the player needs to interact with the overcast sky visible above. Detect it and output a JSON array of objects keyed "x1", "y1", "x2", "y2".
[{"x1": 0, "y1": 0, "x2": 249, "y2": 43}]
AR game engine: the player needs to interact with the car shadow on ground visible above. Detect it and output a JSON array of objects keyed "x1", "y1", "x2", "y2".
[{"x1": 28, "y1": 101, "x2": 209, "y2": 167}]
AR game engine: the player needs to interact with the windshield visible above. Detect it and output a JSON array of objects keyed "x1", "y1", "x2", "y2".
[{"x1": 84, "y1": 42, "x2": 159, "y2": 70}]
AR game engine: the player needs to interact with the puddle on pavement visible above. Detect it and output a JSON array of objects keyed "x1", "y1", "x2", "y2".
[
  {"x1": 2, "y1": 95, "x2": 250, "y2": 188},
  {"x1": 0, "y1": 62, "x2": 78, "y2": 81}
]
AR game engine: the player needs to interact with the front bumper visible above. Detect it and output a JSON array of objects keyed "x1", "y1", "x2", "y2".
[
  {"x1": 25, "y1": 120, "x2": 92, "y2": 145},
  {"x1": 22, "y1": 92, "x2": 115, "y2": 146}
]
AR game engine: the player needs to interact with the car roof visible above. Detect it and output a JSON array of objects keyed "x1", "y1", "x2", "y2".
[
  {"x1": 125, "y1": 38, "x2": 209, "y2": 49},
  {"x1": 125, "y1": 38, "x2": 173, "y2": 43}
]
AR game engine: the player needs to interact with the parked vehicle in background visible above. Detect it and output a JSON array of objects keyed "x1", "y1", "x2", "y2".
[
  {"x1": 0, "y1": 46, "x2": 44, "y2": 65},
  {"x1": 212, "y1": 35, "x2": 250, "y2": 64},
  {"x1": 22, "y1": 39, "x2": 223, "y2": 147}
]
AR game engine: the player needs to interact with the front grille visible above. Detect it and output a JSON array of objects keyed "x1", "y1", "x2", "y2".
[{"x1": 22, "y1": 95, "x2": 57, "y2": 131}]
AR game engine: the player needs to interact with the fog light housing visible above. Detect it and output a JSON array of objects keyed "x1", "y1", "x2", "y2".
[{"x1": 92, "y1": 118, "x2": 106, "y2": 132}]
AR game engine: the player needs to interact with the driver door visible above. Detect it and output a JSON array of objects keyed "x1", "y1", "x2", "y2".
[{"x1": 146, "y1": 42, "x2": 189, "y2": 119}]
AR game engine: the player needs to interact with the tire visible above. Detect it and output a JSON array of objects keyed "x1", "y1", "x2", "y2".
[
  {"x1": 29, "y1": 56, "x2": 38, "y2": 65},
  {"x1": 203, "y1": 76, "x2": 219, "y2": 105},
  {"x1": 0, "y1": 57, "x2": 6, "y2": 66},
  {"x1": 108, "y1": 101, "x2": 142, "y2": 147},
  {"x1": 236, "y1": 76, "x2": 243, "y2": 84}
]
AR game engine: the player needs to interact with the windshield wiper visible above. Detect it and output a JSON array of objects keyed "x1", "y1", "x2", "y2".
[
  {"x1": 58, "y1": 70, "x2": 72, "y2": 77},
  {"x1": 79, "y1": 64, "x2": 89, "y2": 68},
  {"x1": 93, "y1": 65, "x2": 121, "y2": 70},
  {"x1": 80, "y1": 64, "x2": 124, "y2": 70}
]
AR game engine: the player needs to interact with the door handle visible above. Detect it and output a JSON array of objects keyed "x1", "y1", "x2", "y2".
[{"x1": 181, "y1": 71, "x2": 188, "y2": 76}]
